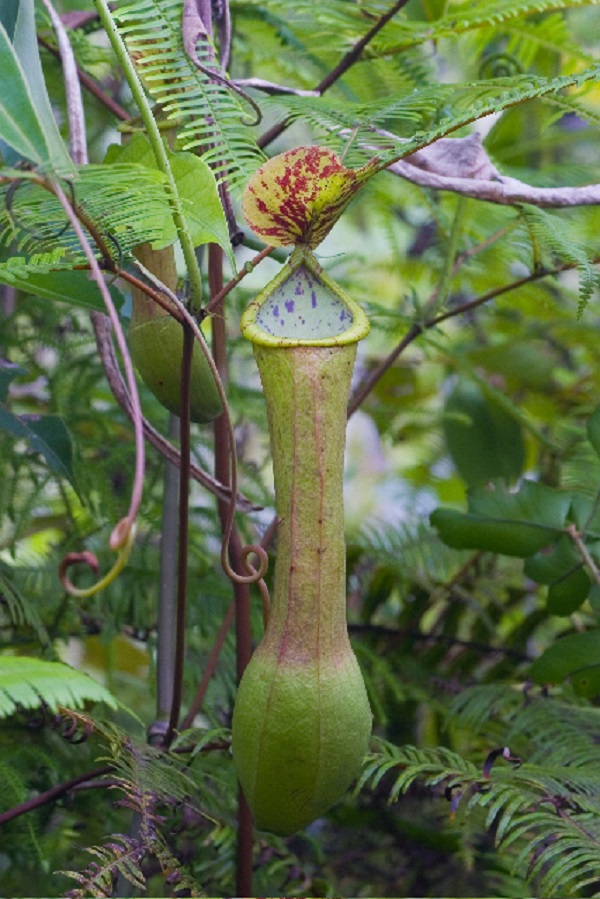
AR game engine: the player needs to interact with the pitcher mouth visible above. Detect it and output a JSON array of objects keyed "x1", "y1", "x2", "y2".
[{"x1": 240, "y1": 246, "x2": 370, "y2": 348}]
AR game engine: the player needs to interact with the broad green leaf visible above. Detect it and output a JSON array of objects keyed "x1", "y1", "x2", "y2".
[
  {"x1": 431, "y1": 481, "x2": 572, "y2": 557},
  {"x1": 568, "y1": 493, "x2": 600, "y2": 536},
  {"x1": 11, "y1": 0, "x2": 73, "y2": 173},
  {"x1": 529, "y1": 630, "x2": 600, "y2": 688},
  {"x1": 242, "y1": 146, "x2": 378, "y2": 249},
  {"x1": 0, "y1": 408, "x2": 76, "y2": 489},
  {"x1": 0, "y1": 265, "x2": 125, "y2": 312},
  {"x1": 0, "y1": 655, "x2": 117, "y2": 717},
  {"x1": 587, "y1": 404, "x2": 600, "y2": 461},
  {"x1": 0, "y1": 21, "x2": 49, "y2": 163},
  {"x1": 546, "y1": 567, "x2": 590, "y2": 616},
  {"x1": 524, "y1": 534, "x2": 584, "y2": 585},
  {"x1": 443, "y1": 378, "x2": 525, "y2": 485},
  {"x1": 104, "y1": 134, "x2": 233, "y2": 262}
]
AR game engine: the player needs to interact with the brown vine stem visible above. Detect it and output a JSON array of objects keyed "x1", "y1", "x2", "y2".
[
  {"x1": 208, "y1": 244, "x2": 254, "y2": 899},
  {"x1": 348, "y1": 255, "x2": 600, "y2": 417},
  {"x1": 0, "y1": 766, "x2": 112, "y2": 827},
  {"x1": 0, "y1": 740, "x2": 230, "y2": 828},
  {"x1": 163, "y1": 322, "x2": 194, "y2": 748},
  {"x1": 257, "y1": 0, "x2": 411, "y2": 149}
]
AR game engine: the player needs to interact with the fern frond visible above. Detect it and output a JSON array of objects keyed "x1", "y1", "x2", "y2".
[
  {"x1": 264, "y1": 65, "x2": 600, "y2": 171},
  {"x1": 0, "y1": 657, "x2": 118, "y2": 717},
  {"x1": 0, "y1": 164, "x2": 173, "y2": 263},
  {"x1": 61, "y1": 833, "x2": 146, "y2": 898},
  {"x1": 518, "y1": 206, "x2": 600, "y2": 316},
  {"x1": 113, "y1": 0, "x2": 264, "y2": 190},
  {"x1": 362, "y1": 730, "x2": 600, "y2": 898},
  {"x1": 377, "y1": 0, "x2": 600, "y2": 54}
]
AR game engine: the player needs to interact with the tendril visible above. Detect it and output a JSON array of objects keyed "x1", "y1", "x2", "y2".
[
  {"x1": 59, "y1": 525, "x2": 136, "y2": 598},
  {"x1": 6, "y1": 177, "x2": 76, "y2": 240}
]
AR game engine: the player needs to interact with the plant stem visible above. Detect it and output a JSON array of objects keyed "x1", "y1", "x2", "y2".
[
  {"x1": 156, "y1": 415, "x2": 180, "y2": 724},
  {"x1": 164, "y1": 326, "x2": 194, "y2": 747},
  {"x1": 94, "y1": 0, "x2": 204, "y2": 309},
  {"x1": 209, "y1": 243, "x2": 254, "y2": 897}
]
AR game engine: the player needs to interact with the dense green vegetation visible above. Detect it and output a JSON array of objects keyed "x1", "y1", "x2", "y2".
[{"x1": 1, "y1": 0, "x2": 600, "y2": 895}]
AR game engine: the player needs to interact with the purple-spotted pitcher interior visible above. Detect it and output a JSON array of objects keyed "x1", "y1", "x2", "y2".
[{"x1": 255, "y1": 265, "x2": 354, "y2": 339}]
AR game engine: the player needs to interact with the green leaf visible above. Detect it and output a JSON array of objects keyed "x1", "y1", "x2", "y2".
[
  {"x1": 11, "y1": 0, "x2": 73, "y2": 173},
  {"x1": 0, "y1": 21, "x2": 49, "y2": 164},
  {"x1": 430, "y1": 481, "x2": 571, "y2": 557},
  {"x1": 529, "y1": 630, "x2": 600, "y2": 688},
  {"x1": 104, "y1": 133, "x2": 233, "y2": 263},
  {"x1": 443, "y1": 378, "x2": 525, "y2": 485},
  {"x1": 524, "y1": 536, "x2": 590, "y2": 615},
  {"x1": 0, "y1": 655, "x2": 117, "y2": 717},
  {"x1": 546, "y1": 567, "x2": 591, "y2": 616},
  {"x1": 0, "y1": 265, "x2": 124, "y2": 312},
  {"x1": 0, "y1": 408, "x2": 77, "y2": 489}
]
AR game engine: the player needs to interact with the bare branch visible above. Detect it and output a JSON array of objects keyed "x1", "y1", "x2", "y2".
[{"x1": 389, "y1": 133, "x2": 600, "y2": 208}]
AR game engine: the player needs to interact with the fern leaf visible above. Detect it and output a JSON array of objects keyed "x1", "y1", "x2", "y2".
[
  {"x1": 264, "y1": 65, "x2": 600, "y2": 171},
  {"x1": 0, "y1": 656, "x2": 118, "y2": 717},
  {"x1": 519, "y1": 206, "x2": 600, "y2": 316},
  {"x1": 112, "y1": 0, "x2": 264, "y2": 189},
  {"x1": 377, "y1": 0, "x2": 600, "y2": 53}
]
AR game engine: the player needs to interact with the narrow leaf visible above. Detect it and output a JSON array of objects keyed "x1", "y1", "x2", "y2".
[
  {"x1": 431, "y1": 481, "x2": 571, "y2": 557},
  {"x1": 11, "y1": 0, "x2": 74, "y2": 173},
  {"x1": 0, "y1": 22, "x2": 48, "y2": 163}
]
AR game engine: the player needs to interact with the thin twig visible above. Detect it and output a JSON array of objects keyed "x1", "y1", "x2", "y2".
[
  {"x1": 203, "y1": 245, "x2": 275, "y2": 316},
  {"x1": 257, "y1": 0, "x2": 411, "y2": 149},
  {"x1": 567, "y1": 524, "x2": 600, "y2": 588},
  {"x1": 0, "y1": 766, "x2": 112, "y2": 826},
  {"x1": 348, "y1": 255, "x2": 600, "y2": 416}
]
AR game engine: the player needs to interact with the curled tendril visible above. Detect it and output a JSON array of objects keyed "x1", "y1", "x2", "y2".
[
  {"x1": 479, "y1": 52, "x2": 524, "y2": 79},
  {"x1": 54, "y1": 709, "x2": 94, "y2": 744},
  {"x1": 59, "y1": 525, "x2": 136, "y2": 598},
  {"x1": 240, "y1": 543, "x2": 271, "y2": 626},
  {"x1": 5, "y1": 176, "x2": 76, "y2": 240}
]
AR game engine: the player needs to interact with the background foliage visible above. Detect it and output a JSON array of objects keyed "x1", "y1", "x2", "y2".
[{"x1": 1, "y1": 0, "x2": 600, "y2": 896}]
